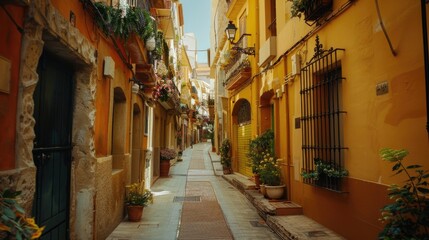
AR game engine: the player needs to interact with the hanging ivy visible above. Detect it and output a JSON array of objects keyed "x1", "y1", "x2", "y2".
[{"x1": 93, "y1": 2, "x2": 156, "y2": 41}]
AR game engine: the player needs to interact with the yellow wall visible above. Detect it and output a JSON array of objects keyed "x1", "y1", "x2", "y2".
[{"x1": 259, "y1": 0, "x2": 429, "y2": 239}]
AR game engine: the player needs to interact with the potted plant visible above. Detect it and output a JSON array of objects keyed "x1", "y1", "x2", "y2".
[
  {"x1": 220, "y1": 139, "x2": 232, "y2": 174},
  {"x1": 259, "y1": 151, "x2": 285, "y2": 199},
  {"x1": 125, "y1": 181, "x2": 153, "y2": 222},
  {"x1": 247, "y1": 129, "x2": 274, "y2": 189},
  {"x1": 0, "y1": 189, "x2": 45, "y2": 239},
  {"x1": 160, "y1": 148, "x2": 177, "y2": 177},
  {"x1": 290, "y1": 0, "x2": 333, "y2": 21},
  {"x1": 301, "y1": 158, "x2": 348, "y2": 190}
]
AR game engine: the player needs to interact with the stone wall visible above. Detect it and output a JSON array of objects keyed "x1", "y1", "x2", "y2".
[{"x1": 2, "y1": 0, "x2": 97, "y2": 239}]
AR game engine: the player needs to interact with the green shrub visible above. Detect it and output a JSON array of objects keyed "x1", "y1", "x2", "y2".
[{"x1": 379, "y1": 148, "x2": 429, "y2": 239}]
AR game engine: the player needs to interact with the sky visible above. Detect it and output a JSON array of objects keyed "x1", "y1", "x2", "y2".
[{"x1": 180, "y1": 0, "x2": 211, "y2": 64}]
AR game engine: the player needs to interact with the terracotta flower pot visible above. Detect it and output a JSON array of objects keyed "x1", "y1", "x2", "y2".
[
  {"x1": 127, "y1": 205, "x2": 144, "y2": 222},
  {"x1": 160, "y1": 159, "x2": 170, "y2": 177},
  {"x1": 260, "y1": 184, "x2": 267, "y2": 197},
  {"x1": 254, "y1": 174, "x2": 261, "y2": 189}
]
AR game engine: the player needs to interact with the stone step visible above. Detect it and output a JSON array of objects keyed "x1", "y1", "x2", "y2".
[
  {"x1": 270, "y1": 201, "x2": 303, "y2": 216},
  {"x1": 222, "y1": 173, "x2": 256, "y2": 193},
  {"x1": 267, "y1": 215, "x2": 345, "y2": 240}
]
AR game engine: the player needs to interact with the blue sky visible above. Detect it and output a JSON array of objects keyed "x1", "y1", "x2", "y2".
[{"x1": 180, "y1": 0, "x2": 211, "y2": 64}]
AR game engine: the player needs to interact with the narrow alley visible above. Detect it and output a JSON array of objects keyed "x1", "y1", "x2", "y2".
[{"x1": 107, "y1": 142, "x2": 280, "y2": 240}]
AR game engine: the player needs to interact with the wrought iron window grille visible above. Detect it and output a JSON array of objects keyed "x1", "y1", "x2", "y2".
[{"x1": 300, "y1": 38, "x2": 347, "y2": 192}]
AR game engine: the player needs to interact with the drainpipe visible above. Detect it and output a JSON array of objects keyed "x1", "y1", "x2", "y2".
[
  {"x1": 283, "y1": 57, "x2": 292, "y2": 200},
  {"x1": 421, "y1": 0, "x2": 429, "y2": 134}
]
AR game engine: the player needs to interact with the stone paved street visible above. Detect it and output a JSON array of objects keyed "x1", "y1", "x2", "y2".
[{"x1": 107, "y1": 142, "x2": 280, "y2": 240}]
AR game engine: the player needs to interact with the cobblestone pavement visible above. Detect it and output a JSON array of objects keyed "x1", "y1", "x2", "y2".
[{"x1": 107, "y1": 142, "x2": 279, "y2": 240}]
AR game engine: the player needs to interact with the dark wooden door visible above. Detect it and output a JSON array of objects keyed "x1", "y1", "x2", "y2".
[{"x1": 33, "y1": 51, "x2": 73, "y2": 240}]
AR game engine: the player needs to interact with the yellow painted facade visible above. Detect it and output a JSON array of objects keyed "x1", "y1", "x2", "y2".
[{"x1": 212, "y1": 0, "x2": 429, "y2": 239}]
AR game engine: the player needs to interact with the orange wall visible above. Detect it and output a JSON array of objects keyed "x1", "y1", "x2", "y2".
[
  {"x1": 51, "y1": 0, "x2": 133, "y2": 157},
  {"x1": 0, "y1": 5, "x2": 24, "y2": 170},
  {"x1": 290, "y1": 171, "x2": 389, "y2": 240}
]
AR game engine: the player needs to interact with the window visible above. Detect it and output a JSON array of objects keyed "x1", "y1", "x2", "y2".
[
  {"x1": 300, "y1": 48, "x2": 346, "y2": 191},
  {"x1": 266, "y1": 0, "x2": 276, "y2": 38},
  {"x1": 239, "y1": 13, "x2": 247, "y2": 49}
]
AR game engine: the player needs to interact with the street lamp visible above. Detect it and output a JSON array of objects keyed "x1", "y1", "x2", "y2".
[{"x1": 224, "y1": 21, "x2": 255, "y2": 56}]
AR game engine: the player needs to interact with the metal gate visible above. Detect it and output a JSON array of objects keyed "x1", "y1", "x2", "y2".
[
  {"x1": 32, "y1": 51, "x2": 73, "y2": 239},
  {"x1": 237, "y1": 123, "x2": 252, "y2": 177}
]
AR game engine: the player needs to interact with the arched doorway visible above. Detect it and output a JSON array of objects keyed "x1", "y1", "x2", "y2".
[
  {"x1": 112, "y1": 87, "x2": 127, "y2": 170},
  {"x1": 232, "y1": 99, "x2": 252, "y2": 177},
  {"x1": 131, "y1": 103, "x2": 142, "y2": 183}
]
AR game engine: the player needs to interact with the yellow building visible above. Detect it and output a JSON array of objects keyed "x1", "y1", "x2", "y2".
[{"x1": 212, "y1": 0, "x2": 429, "y2": 239}]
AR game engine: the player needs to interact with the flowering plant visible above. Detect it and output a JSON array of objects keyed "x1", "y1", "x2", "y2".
[
  {"x1": 301, "y1": 158, "x2": 348, "y2": 180},
  {"x1": 153, "y1": 80, "x2": 175, "y2": 102},
  {"x1": 259, "y1": 151, "x2": 282, "y2": 186},
  {"x1": 160, "y1": 148, "x2": 177, "y2": 160},
  {"x1": 247, "y1": 129, "x2": 274, "y2": 174},
  {"x1": 125, "y1": 182, "x2": 153, "y2": 206},
  {"x1": 0, "y1": 189, "x2": 45, "y2": 239},
  {"x1": 155, "y1": 60, "x2": 168, "y2": 78}
]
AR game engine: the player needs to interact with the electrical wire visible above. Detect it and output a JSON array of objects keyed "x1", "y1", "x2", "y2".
[{"x1": 375, "y1": 0, "x2": 397, "y2": 56}]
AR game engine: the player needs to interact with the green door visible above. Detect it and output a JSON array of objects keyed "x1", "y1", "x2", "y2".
[{"x1": 33, "y1": 51, "x2": 73, "y2": 240}]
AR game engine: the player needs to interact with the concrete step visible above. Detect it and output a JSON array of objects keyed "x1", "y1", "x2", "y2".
[
  {"x1": 267, "y1": 215, "x2": 345, "y2": 240},
  {"x1": 222, "y1": 174, "x2": 344, "y2": 240},
  {"x1": 222, "y1": 173, "x2": 256, "y2": 192},
  {"x1": 244, "y1": 189, "x2": 303, "y2": 219}
]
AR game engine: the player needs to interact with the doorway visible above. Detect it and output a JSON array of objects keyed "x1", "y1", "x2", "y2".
[{"x1": 32, "y1": 50, "x2": 73, "y2": 239}]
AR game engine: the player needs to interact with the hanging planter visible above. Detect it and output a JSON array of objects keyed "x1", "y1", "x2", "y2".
[{"x1": 290, "y1": 0, "x2": 333, "y2": 21}]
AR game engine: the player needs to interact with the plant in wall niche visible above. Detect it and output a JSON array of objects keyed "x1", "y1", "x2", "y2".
[
  {"x1": 301, "y1": 158, "x2": 348, "y2": 180},
  {"x1": 0, "y1": 189, "x2": 45, "y2": 239},
  {"x1": 378, "y1": 148, "x2": 429, "y2": 239}
]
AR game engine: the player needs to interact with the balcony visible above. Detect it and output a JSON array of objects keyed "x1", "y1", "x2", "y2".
[
  {"x1": 135, "y1": 63, "x2": 157, "y2": 87},
  {"x1": 258, "y1": 36, "x2": 276, "y2": 67},
  {"x1": 226, "y1": 0, "x2": 246, "y2": 19},
  {"x1": 223, "y1": 52, "x2": 251, "y2": 91},
  {"x1": 151, "y1": 2, "x2": 174, "y2": 39},
  {"x1": 126, "y1": 34, "x2": 149, "y2": 64}
]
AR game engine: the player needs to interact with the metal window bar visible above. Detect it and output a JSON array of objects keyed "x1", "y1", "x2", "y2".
[{"x1": 300, "y1": 48, "x2": 346, "y2": 192}]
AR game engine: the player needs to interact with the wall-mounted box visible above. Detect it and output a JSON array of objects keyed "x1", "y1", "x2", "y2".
[
  {"x1": 0, "y1": 56, "x2": 11, "y2": 93},
  {"x1": 291, "y1": 54, "x2": 301, "y2": 76},
  {"x1": 103, "y1": 56, "x2": 115, "y2": 79}
]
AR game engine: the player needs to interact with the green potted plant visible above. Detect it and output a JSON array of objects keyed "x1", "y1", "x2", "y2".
[
  {"x1": 290, "y1": 0, "x2": 333, "y2": 21},
  {"x1": 301, "y1": 158, "x2": 348, "y2": 190},
  {"x1": 125, "y1": 181, "x2": 153, "y2": 222},
  {"x1": 220, "y1": 139, "x2": 232, "y2": 174},
  {"x1": 0, "y1": 189, "x2": 44, "y2": 239},
  {"x1": 259, "y1": 151, "x2": 285, "y2": 199},
  {"x1": 247, "y1": 129, "x2": 274, "y2": 188}
]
